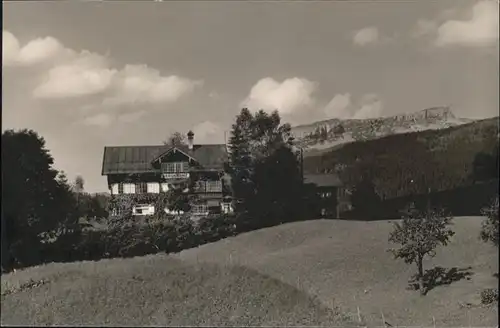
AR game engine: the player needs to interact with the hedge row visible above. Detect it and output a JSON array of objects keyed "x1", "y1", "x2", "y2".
[{"x1": 41, "y1": 215, "x2": 241, "y2": 263}]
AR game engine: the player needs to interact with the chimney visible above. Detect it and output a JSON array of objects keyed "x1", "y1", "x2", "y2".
[{"x1": 187, "y1": 130, "x2": 194, "y2": 150}]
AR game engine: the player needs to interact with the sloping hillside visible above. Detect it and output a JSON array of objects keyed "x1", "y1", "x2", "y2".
[
  {"x1": 292, "y1": 107, "x2": 474, "y2": 152},
  {"x1": 1, "y1": 256, "x2": 349, "y2": 326},
  {"x1": 2, "y1": 218, "x2": 497, "y2": 326},
  {"x1": 175, "y1": 217, "x2": 499, "y2": 327},
  {"x1": 303, "y1": 117, "x2": 499, "y2": 200}
]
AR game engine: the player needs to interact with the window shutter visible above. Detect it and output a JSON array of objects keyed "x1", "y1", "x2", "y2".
[{"x1": 182, "y1": 162, "x2": 189, "y2": 172}]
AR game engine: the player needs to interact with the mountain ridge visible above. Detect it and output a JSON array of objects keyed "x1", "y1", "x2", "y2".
[{"x1": 291, "y1": 106, "x2": 475, "y2": 153}]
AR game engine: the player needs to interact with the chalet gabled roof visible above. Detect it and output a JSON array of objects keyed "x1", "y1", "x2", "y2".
[
  {"x1": 101, "y1": 144, "x2": 228, "y2": 175},
  {"x1": 150, "y1": 146, "x2": 197, "y2": 163}
]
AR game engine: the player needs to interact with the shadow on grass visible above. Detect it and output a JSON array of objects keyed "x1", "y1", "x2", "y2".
[{"x1": 408, "y1": 266, "x2": 474, "y2": 295}]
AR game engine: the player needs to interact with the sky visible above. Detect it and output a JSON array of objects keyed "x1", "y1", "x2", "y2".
[{"x1": 3, "y1": 0, "x2": 499, "y2": 193}]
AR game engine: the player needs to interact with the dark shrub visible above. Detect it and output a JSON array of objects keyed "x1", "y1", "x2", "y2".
[{"x1": 480, "y1": 288, "x2": 499, "y2": 305}]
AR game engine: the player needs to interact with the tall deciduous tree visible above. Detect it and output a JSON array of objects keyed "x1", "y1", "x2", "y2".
[
  {"x1": 388, "y1": 205, "x2": 455, "y2": 295},
  {"x1": 228, "y1": 108, "x2": 304, "y2": 227},
  {"x1": 1, "y1": 129, "x2": 78, "y2": 269}
]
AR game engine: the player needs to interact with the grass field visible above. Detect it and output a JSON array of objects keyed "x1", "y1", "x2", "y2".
[
  {"x1": 2, "y1": 216, "x2": 498, "y2": 326},
  {"x1": 174, "y1": 217, "x2": 498, "y2": 327},
  {"x1": 1, "y1": 254, "x2": 349, "y2": 326}
]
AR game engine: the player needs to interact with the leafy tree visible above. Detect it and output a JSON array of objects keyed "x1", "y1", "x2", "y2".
[
  {"x1": 228, "y1": 108, "x2": 303, "y2": 226},
  {"x1": 350, "y1": 177, "x2": 382, "y2": 219},
  {"x1": 74, "y1": 175, "x2": 85, "y2": 193},
  {"x1": 388, "y1": 205, "x2": 455, "y2": 295},
  {"x1": 72, "y1": 175, "x2": 85, "y2": 217},
  {"x1": 165, "y1": 181, "x2": 192, "y2": 214},
  {"x1": 164, "y1": 132, "x2": 187, "y2": 147},
  {"x1": 480, "y1": 196, "x2": 499, "y2": 247},
  {"x1": 1, "y1": 129, "x2": 79, "y2": 269},
  {"x1": 108, "y1": 194, "x2": 134, "y2": 223},
  {"x1": 75, "y1": 192, "x2": 110, "y2": 220},
  {"x1": 250, "y1": 145, "x2": 304, "y2": 226}
]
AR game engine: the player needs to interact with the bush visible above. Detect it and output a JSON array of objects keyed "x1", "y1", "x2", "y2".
[
  {"x1": 194, "y1": 215, "x2": 238, "y2": 244},
  {"x1": 480, "y1": 288, "x2": 499, "y2": 305},
  {"x1": 480, "y1": 196, "x2": 499, "y2": 246},
  {"x1": 46, "y1": 214, "x2": 240, "y2": 263}
]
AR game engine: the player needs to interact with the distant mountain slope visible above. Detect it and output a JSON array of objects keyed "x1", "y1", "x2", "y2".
[
  {"x1": 291, "y1": 107, "x2": 474, "y2": 154},
  {"x1": 303, "y1": 117, "x2": 499, "y2": 200}
]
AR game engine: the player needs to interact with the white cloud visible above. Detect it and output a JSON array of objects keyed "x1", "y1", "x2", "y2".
[
  {"x1": 3, "y1": 30, "x2": 202, "y2": 105},
  {"x1": 34, "y1": 60, "x2": 116, "y2": 99},
  {"x1": 102, "y1": 65, "x2": 203, "y2": 107},
  {"x1": 241, "y1": 77, "x2": 317, "y2": 115},
  {"x1": 352, "y1": 93, "x2": 384, "y2": 119},
  {"x1": 18, "y1": 36, "x2": 67, "y2": 66},
  {"x1": 418, "y1": 1, "x2": 499, "y2": 47},
  {"x1": 323, "y1": 93, "x2": 352, "y2": 119},
  {"x1": 2, "y1": 31, "x2": 20, "y2": 66},
  {"x1": 353, "y1": 27, "x2": 380, "y2": 46},
  {"x1": 2, "y1": 31, "x2": 70, "y2": 67},
  {"x1": 192, "y1": 121, "x2": 225, "y2": 143}
]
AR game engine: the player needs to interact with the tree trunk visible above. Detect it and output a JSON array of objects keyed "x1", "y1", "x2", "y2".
[{"x1": 417, "y1": 255, "x2": 425, "y2": 295}]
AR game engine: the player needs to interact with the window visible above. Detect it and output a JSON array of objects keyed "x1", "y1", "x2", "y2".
[
  {"x1": 110, "y1": 184, "x2": 119, "y2": 195},
  {"x1": 147, "y1": 182, "x2": 160, "y2": 194},
  {"x1": 133, "y1": 204, "x2": 155, "y2": 216},
  {"x1": 123, "y1": 183, "x2": 135, "y2": 194},
  {"x1": 221, "y1": 202, "x2": 233, "y2": 214},
  {"x1": 195, "y1": 180, "x2": 222, "y2": 192},
  {"x1": 161, "y1": 161, "x2": 188, "y2": 173},
  {"x1": 135, "y1": 182, "x2": 147, "y2": 194},
  {"x1": 160, "y1": 183, "x2": 169, "y2": 192},
  {"x1": 191, "y1": 204, "x2": 208, "y2": 215},
  {"x1": 111, "y1": 207, "x2": 122, "y2": 216},
  {"x1": 206, "y1": 180, "x2": 222, "y2": 192}
]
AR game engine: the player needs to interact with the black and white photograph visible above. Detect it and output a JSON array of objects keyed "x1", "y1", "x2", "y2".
[{"x1": 1, "y1": 0, "x2": 499, "y2": 326}]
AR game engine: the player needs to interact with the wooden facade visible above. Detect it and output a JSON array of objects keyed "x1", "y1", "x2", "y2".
[
  {"x1": 304, "y1": 173, "x2": 348, "y2": 219},
  {"x1": 102, "y1": 132, "x2": 233, "y2": 216}
]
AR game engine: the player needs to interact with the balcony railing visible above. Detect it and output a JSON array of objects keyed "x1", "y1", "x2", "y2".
[
  {"x1": 194, "y1": 180, "x2": 223, "y2": 193},
  {"x1": 161, "y1": 172, "x2": 190, "y2": 180}
]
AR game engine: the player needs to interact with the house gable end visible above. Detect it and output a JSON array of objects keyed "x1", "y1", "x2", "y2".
[{"x1": 152, "y1": 147, "x2": 197, "y2": 165}]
